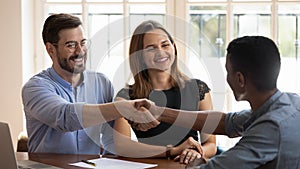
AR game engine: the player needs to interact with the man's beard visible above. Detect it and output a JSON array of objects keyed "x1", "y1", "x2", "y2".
[{"x1": 57, "y1": 53, "x2": 87, "y2": 74}]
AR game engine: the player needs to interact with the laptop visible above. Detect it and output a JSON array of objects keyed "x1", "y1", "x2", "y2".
[{"x1": 0, "y1": 122, "x2": 61, "y2": 169}]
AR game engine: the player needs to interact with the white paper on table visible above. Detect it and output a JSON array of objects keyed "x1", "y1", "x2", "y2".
[{"x1": 69, "y1": 157, "x2": 158, "y2": 169}]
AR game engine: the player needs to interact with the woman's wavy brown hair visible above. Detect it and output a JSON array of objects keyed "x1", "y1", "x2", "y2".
[{"x1": 129, "y1": 20, "x2": 189, "y2": 99}]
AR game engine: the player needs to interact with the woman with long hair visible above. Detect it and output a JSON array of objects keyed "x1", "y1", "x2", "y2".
[{"x1": 113, "y1": 20, "x2": 216, "y2": 164}]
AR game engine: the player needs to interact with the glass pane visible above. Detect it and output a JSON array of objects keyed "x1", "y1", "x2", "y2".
[
  {"x1": 232, "y1": 0, "x2": 270, "y2": 1},
  {"x1": 232, "y1": 4, "x2": 270, "y2": 14},
  {"x1": 128, "y1": 4, "x2": 166, "y2": 35},
  {"x1": 277, "y1": 7, "x2": 300, "y2": 91},
  {"x1": 88, "y1": 5, "x2": 123, "y2": 37},
  {"x1": 129, "y1": 15, "x2": 165, "y2": 34},
  {"x1": 46, "y1": 0, "x2": 81, "y2": 2},
  {"x1": 128, "y1": 0, "x2": 165, "y2": 2},
  {"x1": 86, "y1": 0, "x2": 122, "y2": 2},
  {"x1": 279, "y1": 0, "x2": 300, "y2": 1},
  {"x1": 278, "y1": 4, "x2": 300, "y2": 14},
  {"x1": 278, "y1": 15, "x2": 297, "y2": 58},
  {"x1": 188, "y1": 6, "x2": 227, "y2": 58},
  {"x1": 94, "y1": 41, "x2": 127, "y2": 92},
  {"x1": 188, "y1": 0, "x2": 226, "y2": 2},
  {"x1": 129, "y1": 4, "x2": 165, "y2": 14},
  {"x1": 277, "y1": 15, "x2": 299, "y2": 92},
  {"x1": 88, "y1": 4, "x2": 122, "y2": 14},
  {"x1": 233, "y1": 5, "x2": 271, "y2": 37},
  {"x1": 187, "y1": 6, "x2": 228, "y2": 113},
  {"x1": 277, "y1": 5, "x2": 300, "y2": 94},
  {"x1": 87, "y1": 5, "x2": 124, "y2": 71},
  {"x1": 278, "y1": 4, "x2": 300, "y2": 60},
  {"x1": 46, "y1": 4, "x2": 82, "y2": 15}
]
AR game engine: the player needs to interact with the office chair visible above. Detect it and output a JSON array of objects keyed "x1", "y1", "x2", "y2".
[{"x1": 17, "y1": 132, "x2": 28, "y2": 152}]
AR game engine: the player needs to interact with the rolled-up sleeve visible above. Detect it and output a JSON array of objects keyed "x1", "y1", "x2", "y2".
[{"x1": 225, "y1": 110, "x2": 251, "y2": 138}]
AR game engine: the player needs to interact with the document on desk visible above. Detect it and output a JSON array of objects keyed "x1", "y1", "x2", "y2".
[{"x1": 69, "y1": 157, "x2": 158, "y2": 169}]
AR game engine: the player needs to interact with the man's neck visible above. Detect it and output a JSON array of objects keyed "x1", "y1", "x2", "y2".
[
  {"x1": 249, "y1": 88, "x2": 278, "y2": 112},
  {"x1": 53, "y1": 66, "x2": 83, "y2": 87}
]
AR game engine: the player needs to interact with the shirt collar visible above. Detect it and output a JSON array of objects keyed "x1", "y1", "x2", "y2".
[
  {"x1": 243, "y1": 90, "x2": 282, "y2": 129},
  {"x1": 48, "y1": 67, "x2": 85, "y2": 91}
]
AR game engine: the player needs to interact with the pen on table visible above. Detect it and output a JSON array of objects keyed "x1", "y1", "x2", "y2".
[{"x1": 81, "y1": 159, "x2": 96, "y2": 167}]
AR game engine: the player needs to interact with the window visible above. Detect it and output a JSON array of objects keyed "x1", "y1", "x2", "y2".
[{"x1": 277, "y1": 4, "x2": 300, "y2": 92}]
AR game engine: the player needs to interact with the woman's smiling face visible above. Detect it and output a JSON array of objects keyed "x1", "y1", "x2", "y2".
[{"x1": 142, "y1": 28, "x2": 175, "y2": 72}]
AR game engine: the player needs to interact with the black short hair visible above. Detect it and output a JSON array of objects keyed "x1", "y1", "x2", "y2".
[
  {"x1": 42, "y1": 13, "x2": 82, "y2": 45},
  {"x1": 227, "y1": 36, "x2": 281, "y2": 91}
]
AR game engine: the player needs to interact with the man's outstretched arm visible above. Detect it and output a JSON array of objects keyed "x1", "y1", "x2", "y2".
[
  {"x1": 134, "y1": 99, "x2": 227, "y2": 135},
  {"x1": 157, "y1": 107, "x2": 226, "y2": 135},
  {"x1": 82, "y1": 99, "x2": 160, "y2": 129}
]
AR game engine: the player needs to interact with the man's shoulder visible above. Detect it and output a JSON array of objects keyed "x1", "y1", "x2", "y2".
[
  {"x1": 23, "y1": 70, "x2": 52, "y2": 88},
  {"x1": 258, "y1": 92, "x2": 300, "y2": 125},
  {"x1": 274, "y1": 92, "x2": 300, "y2": 114},
  {"x1": 281, "y1": 92, "x2": 300, "y2": 106}
]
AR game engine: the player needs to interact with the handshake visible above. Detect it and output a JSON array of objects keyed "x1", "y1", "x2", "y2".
[
  {"x1": 113, "y1": 98, "x2": 223, "y2": 135},
  {"x1": 114, "y1": 98, "x2": 211, "y2": 165},
  {"x1": 114, "y1": 99, "x2": 164, "y2": 131}
]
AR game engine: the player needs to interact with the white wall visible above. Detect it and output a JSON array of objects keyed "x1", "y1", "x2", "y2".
[
  {"x1": 0, "y1": 0, "x2": 34, "y2": 150},
  {"x1": 0, "y1": 0, "x2": 23, "y2": 149}
]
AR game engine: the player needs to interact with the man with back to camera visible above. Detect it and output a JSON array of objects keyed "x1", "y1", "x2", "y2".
[
  {"x1": 135, "y1": 36, "x2": 300, "y2": 168},
  {"x1": 22, "y1": 13, "x2": 160, "y2": 155}
]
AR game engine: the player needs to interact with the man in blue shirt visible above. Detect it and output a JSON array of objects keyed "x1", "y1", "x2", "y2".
[
  {"x1": 22, "y1": 13, "x2": 159, "y2": 155},
  {"x1": 136, "y1": 36, "x2": 300, "y2": 168}
]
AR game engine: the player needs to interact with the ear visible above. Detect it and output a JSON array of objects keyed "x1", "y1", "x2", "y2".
[
  {"x1": 236, "y1": 72, "x2": 246, "y2": 88},
  {"x1": 45, "y1": 42, "x2": 56, "y2": 58}
]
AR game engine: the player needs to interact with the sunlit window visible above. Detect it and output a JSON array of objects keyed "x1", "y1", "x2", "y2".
[
  {"x1": 277, "y1": 4, "x2": 300, "y2": 93},
  {"x1": 233, "y1": 4, "x2": 271, "y2": 37}
]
